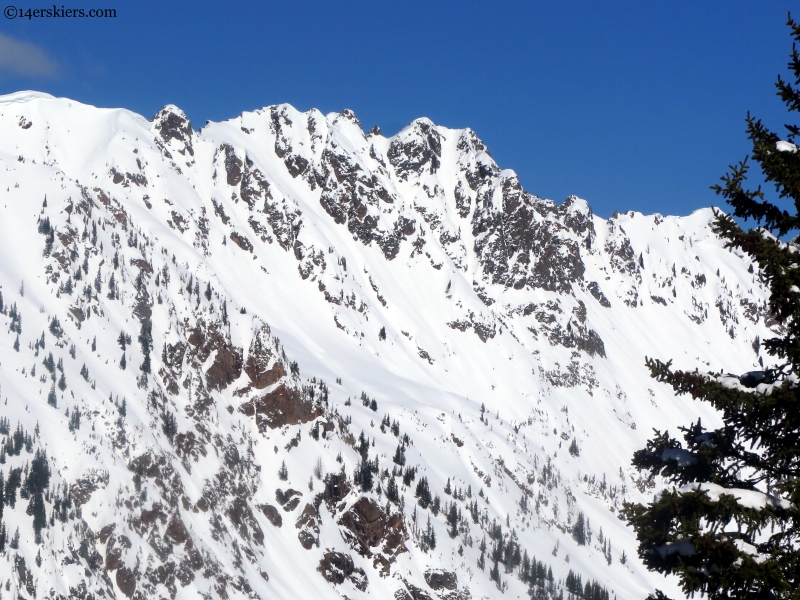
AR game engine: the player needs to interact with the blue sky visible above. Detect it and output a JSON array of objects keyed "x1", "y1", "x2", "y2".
[{"x1": 0, "y1": 1, "x2": 794, "y2": 218}]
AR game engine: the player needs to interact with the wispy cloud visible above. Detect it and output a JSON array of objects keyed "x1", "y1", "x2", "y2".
[{"x1": 0, "y1": 33, "x2": 57, "y2": 77}]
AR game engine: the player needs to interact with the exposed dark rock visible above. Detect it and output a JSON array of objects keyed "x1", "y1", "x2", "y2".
[
  {"x1": 388, "y1": 119, "x2": 442, "y2": 179},
  {"x1": 164, "y1": 513, "x2": 189, "y2": 545},
  {"x1": 296, "y1": 503, "x2": 320, "y2": 549},
  {"x1": 116, "y1": 565, "x2": 136, "y2": 598},
  {"x1": 220, "y1": 144, "x2": 243, "y2": 186},
  {"x1": 186, "y1": 320, "x2": 243, "y2": 391},
  {"x1": 424, "y1": 568, "x2": 457, "y2": 591},
  {"x1": 396, "y1": 582, "x2": 434, "y2": 600},
  {"x1": 239, "y1": 384, "x2": 323, "y2": 430},
  {"x1": 317, "y1": 551, "x2": 368, "y2": 591},
  {"x1": 227, "y1": 496, "x2": 264, "y2": 545},
  {"x1": 230, "y1": 231, "x2": 253, "y2": 253},
  {"x1": 151, "y1": 105, "x2": 194, "y2": 156},
  {"x1": 259, "y1": 503, "x2": 282, "y2": 527},
  {"x1": 587, "y1": 281, "x2": 611, "y2": 307},
  {"x1": 322, "y1": 470, "x2": 351, "y2": 509},
  {"x1": 98, "y1": 523, "x2": 116, "y2": 544},
  {"x1": 338, "y1": 496, "x2": 406, "y2": 572}
]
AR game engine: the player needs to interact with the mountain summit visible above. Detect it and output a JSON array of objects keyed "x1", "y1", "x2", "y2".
[{"x1": 0, "y1": 93, "x2": 774, "y2": 599}]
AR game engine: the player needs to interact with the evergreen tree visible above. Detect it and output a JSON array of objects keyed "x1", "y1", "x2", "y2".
[
  {"x1": 278, "y1": 460, "x2": 288, "y2": 481},
  {"x1": 386, "y1": 475, "x2": 399, "y2": 504},
  {"x1": 568, "y1": 437, "x2": 580, "y2": 457},
  {"x1": 392, "y1": 443, "x2": 406, "y2": 466},
  {"x1": 622, "y1": 17, "x2": 800, "y2": 599},
  {"x1": 415, "y1": 476, "x2": 432, "y2": 508},
  {"x1": 139, "y1": 321, "x2": 152, "y2": 374},
  {"x1": 47, "y1": 384, "x2": 57, "y2": 407}
]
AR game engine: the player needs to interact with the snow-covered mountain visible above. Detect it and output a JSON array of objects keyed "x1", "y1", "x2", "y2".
[{"x1": 0, "y1": 91, "x2": 775, "y2": 600}]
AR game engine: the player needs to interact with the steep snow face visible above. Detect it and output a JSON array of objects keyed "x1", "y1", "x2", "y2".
[{"x1": 0, "y1": 93, "x2": 777, "y2": 600}]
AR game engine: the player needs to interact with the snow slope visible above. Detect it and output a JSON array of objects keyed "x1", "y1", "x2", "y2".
[{"x1": 0, "y1": 92, "x2": 778, "y2": 600}]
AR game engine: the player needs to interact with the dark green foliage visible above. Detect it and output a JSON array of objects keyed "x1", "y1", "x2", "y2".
[
  {"x1": 8, "y1": 303, "x2": 20, "y2": 334},
  {"x1": 80, "y1": 363, "x2": 89, "y2": 381},
  {"x1": 469, "y1": 499, "x2": 480, "y2": 523},
  {"x1": 392, "y1": 443, "x2": 406, "y2": 466},
  {"x1": 489, "y1": 559, "x2": 501, "y2": 587},
  {"x1": 386, "y1": 475, "x2": 399, "y2": 504},
  {"x1": 378, "y1": 326, "x2": 386, "y2": 340},
  {"x1": 37, "y1": 216, "x2": 51, "y2": 235},
  {"x1": 12, "y1": 335, "x2": 19, "y2": 352},
  {"x1": 25, "y1": 493, "x2": 47, "y2": 544},
  {"x1": 0, "y1": 417, "x2": 8, "y2": 436},
  {"x1": 357, "y1": 430, "x2": 369, "y2": 461},
  {"x1": 278, "y1": 460, "x2": 288, "y2": 481},
  {"x1": 5, "y1": 468, "x2": 21, "y2": 508},
  {"x1": 369, "y1": 398, "x2": 377, "y2": 411},
  {"x1": 161, "y1": 410, "x2": 177, "y2": 441},
  {"x1": 118, "y1": 331, "x2": 130, "y2": 350},
  {"x1": 59, "y1": 277, "x2": 74, "y2": 295},
  {"x1": 565, "y1": 570, "x2": 610, "y2": 600},
  {"x1": 622, "y1": 17, "x2": 800, "y2": 600},
  {"x1": 444, "y1": 477, "x2": 452, "y2": 495},
  {"x1": 353, "y1": 460, "x2": 373, "y2": 492},
  {"x1": 25, "y1": 449, "x2": 50, "y2": 496},
  {"x1": 42, "y1": 352, "x2": 55, "y2": 374},
  {"x1": 120, "y1": 353, "x2": 126, "y2": 370},
  {"x1": 39, "y1": 216, "x2": 54, "y2": 257},
  {"x1": 572, "y1": 511, "x2": 587, "y2": 546},
  {"x1": 6, "y1": 423, "x2": 25, "y2": 456},
  {"x1": 446, "y1": 501, "x2": 459, "y2": 538},
  {"x1": 68, "y1": 407, "x2": 81, "y2": 432},
  {"x1": 415, "y1": 476, "x2": 432, "y2": 508},
  {"x1": 47, "y1": 384, "x2": 57, "y2": 407},
  {"x1": 57, "y1": 371, "x2": 66, "y2": 391},
  {"x1": 49, "y1": 316, "x2": 63, "y2": 338},
  {"x1": 569, "y1": 437, "x2": 580, "y2": 457},
  {"x1": 422, "y1": 514, "x2": 436, "y2": 551},
  {"x1": 139, "y1": 321, "x2": 153, "y2": 374},
  {"x1": 401, "y1": 465, "x2": 416, "y2": 485}
]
